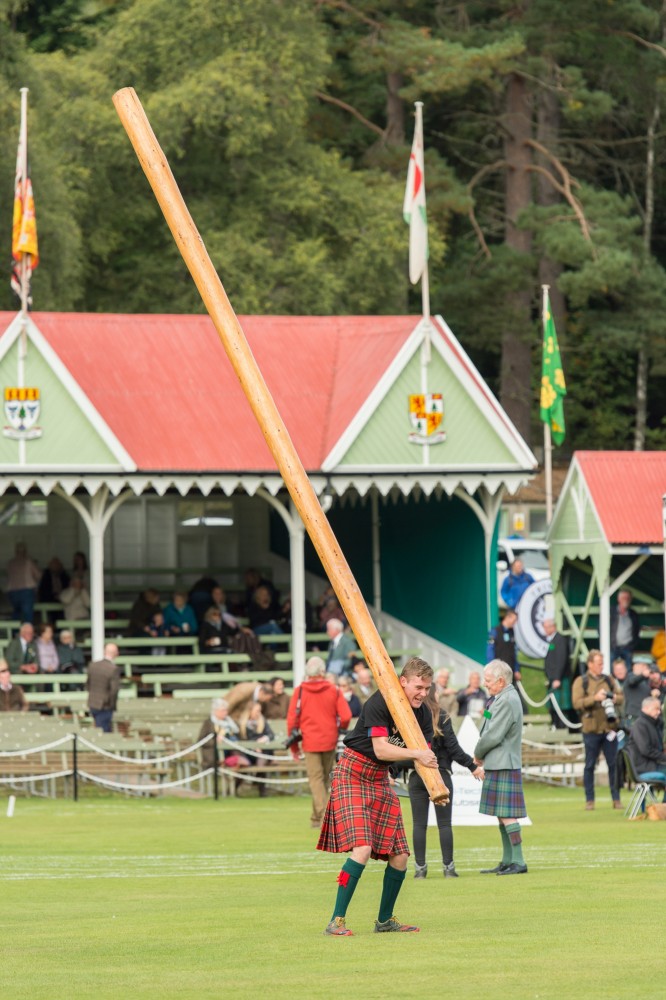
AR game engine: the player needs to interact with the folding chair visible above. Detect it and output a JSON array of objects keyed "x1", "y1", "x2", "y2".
[{"x1": 622, "y1": 749, "x2": 666, "y2": 820}]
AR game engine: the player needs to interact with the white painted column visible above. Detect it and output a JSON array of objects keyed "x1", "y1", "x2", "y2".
[
  {"x1": 371, "y1": 487, "x2": 382, "y2": 615},
  {"x1": 599, "y1": 584, "x2": 611, "y2": 672},
  {"x1": 288, "y1": 498, "x2": 306, "y2": 685}
]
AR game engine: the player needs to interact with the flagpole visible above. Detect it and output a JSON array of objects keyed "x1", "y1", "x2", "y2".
[
  {"x1": 414, "y1": 101, "x2": 431, "y2": 364},
  {"x1": 542, "y1": 283, "x2": 553, "y2": 524},
  {"x1": 17, "y1": 87, "x2": 30, "y2": 379}
]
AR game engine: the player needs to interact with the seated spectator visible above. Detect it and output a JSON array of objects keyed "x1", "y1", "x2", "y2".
[
  {"x1": 248, "y1": 584, "x2": 284, "y2": 637},
  {"x1": 648, "y1": 666, "x2": 666, "y2": 706},
  {"x1": 36, "y1": 623, "x2": 59, "y2": 674},
  {"x1": 325, "y1": 618, "x2": 357, "y2": 677},
  {"x1": 0, "y1": 659, "x2": 28, "y2": 712},
  {"x1": 59, "y1": 575, "x2": 91, "y2": 622},
  {"x1": 57, "y1": 629, "x2": 86, "y2": 673},
  {"x1": 5, "y1": 622, "x2": 39, "y2": 675},
  {"x1": 500, "y1": 558, "x2": 534, "y2": 610},
  {"x1": 337, "y1": 674, "x2": 362, "y2": 717},
  {"x1": 126, "y1": 589, "x2": 161, "y2": 637},
  {"x1": 278, "y1": 592, "x2": 315, "y2": 633},
  {"x1": 147, "y1": 610, "x2": 168, "y2": 655},
  {"x1": 238, "y1": 701, "x2": 275, "y2": 796},
  {"x1": 198, "y1": 607, "x2": 229, "y2": 653},
  {"x1": 188, "y1": 576, "x2": 219, "y2": 625},
  {"x1": 38, "y1": 557, "x2": 70, "y2": 611},
  {"x1": 163, "y1": 591, "x2": 198, "y2": 636},
  {"x1": 244, "y1": 568, "x2": 279, "y2": 616},
  {"x1": 434, "y1": 668, "x2": 458, "y2": 717},
  {"x1": 198, "y1": 698, "x2": 250, "y2": 785},
  {"x1": 627, "y1": 697, "x2": 666, "y2": 787},
  {"x1": 351, "y1": 664, "x2": 377, "y2": 705},
  {"x1": 263, "y1": 676, "x2": 289, "y2": 719},
  {"x1": 71, "y1": 551, "x2": 90, "y2": 589},
  {"x1": 318, "y1": 594, "x2": 344, "y2": 627},
  {"x1": 456, "y1": 671, "x2": 487, "y2": 718},
  {"x1": 209, "y1": 586, "x2": 243, "y2": 632}
]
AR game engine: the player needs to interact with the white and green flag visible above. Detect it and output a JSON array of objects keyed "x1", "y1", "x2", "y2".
[{"x1": 403, "y1": 103, "x2": 428, "y2": 285}]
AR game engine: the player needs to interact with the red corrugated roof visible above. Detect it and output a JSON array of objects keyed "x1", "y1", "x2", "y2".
[
  {"x1": 0, "y1": 312, "x2": 415, "y2": 472},
  {"x1": 576, "y1": 451, "x2": 666, "y2": 544}
]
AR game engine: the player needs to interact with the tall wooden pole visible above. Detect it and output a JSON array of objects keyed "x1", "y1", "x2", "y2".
[{"x1": 112, "y1": 87, "x2": 448, "y2": 804}]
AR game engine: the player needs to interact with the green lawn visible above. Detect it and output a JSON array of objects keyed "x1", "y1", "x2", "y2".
[{"x1": 0, "y1": 784, "x2": 661, "y2": 1000}]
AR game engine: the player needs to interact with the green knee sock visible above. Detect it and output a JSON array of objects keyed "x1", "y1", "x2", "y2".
[
  {"x1": 332, "y1": 858, "x2": 365, "y2": 920},
  {"x1": 499, "y1": 823, "x2": 512, "y2": 864},
  {"x1": 377, "y1": 864, "x2": 406, "y2": 923},
  {"x1": 504, "y1": 822, "x2": 525, "y2": 865}
]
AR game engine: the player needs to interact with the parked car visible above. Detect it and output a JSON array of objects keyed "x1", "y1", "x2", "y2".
[{"x1": 497, "y1": 537, "x2": 550, "y2": 608}]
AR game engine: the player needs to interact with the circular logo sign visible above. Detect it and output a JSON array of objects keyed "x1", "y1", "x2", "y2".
[{"x1": 514, "y1": 578, "x2": 553, "y2": 659}]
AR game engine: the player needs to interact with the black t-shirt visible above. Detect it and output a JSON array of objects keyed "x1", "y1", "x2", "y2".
[{"x1": 343, "y1": 689, "x2": 433, "y2": 764}]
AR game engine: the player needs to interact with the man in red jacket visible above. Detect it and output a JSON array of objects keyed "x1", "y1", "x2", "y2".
[{"x1": 287, "y1": 656, "x2": 352, "y2": 828}]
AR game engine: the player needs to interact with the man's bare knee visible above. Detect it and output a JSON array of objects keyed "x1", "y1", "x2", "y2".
[
  {"x1": 388, "y1": 852, "x2": 409, "y2": 871},
  {"x1": 350, "y1": 845, "x2": 372, "y2": 865}
]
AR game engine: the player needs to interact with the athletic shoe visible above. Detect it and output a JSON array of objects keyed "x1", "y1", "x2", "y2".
[
  {"x1": 413, "y1": 863, "x2": 428, "y2": 879},
  {"x1": 374, "y1": 916, "x2": 420, "y2": 933},
  {"x1": 324, "y1": 917, "x2": 353, "y2": 936},
  {"x1": 480, "y1": 862, "x2": 509, "y2": 874},
  {"x1": 496, "y1": 862, "x2": 528, "y2": 875},
  {"x1": 444, "y1": 862, "x2": 459, "y2": 878}
]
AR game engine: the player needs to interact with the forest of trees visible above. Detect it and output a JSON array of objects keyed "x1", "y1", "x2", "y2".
[{"x1": 2, "y1": 0, "x2": 666, "y2": 456}]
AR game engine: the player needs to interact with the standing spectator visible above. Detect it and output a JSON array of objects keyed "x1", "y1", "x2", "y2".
[
  {"x1": 500, "y1": 558, "x2": 534, "y2": 610},
  {"x1": 626, "y1": 697, "x2": 666, "y2": 783},
  {"x1": 38, "y1": 557, "x2": 70, "y2": 619},
  {"x1": 474, "y1": 659, "x2": 528, "y2": 876},
  {"x1": 0, "y1": 659, "x2": 28, "y2": 712},
  {"x1": 36, "y1": 623, "x2": 59, "y2": 674},
  {"x1": 409, "y1": 686, "x2": 484, "y2": 879},
  {"x1": 59, "y1": 575, "x2": 91, "y2": 622},
  {"x1": 57, "y1": 629, "x2": 86, "y2": 673},
  {"x1": 543, "y1": 619, "x2": 575, "y2": 729},
  {"x1": 487, "y1": 610, "x2": 520, "y2": 683},
  {"x1": 87, "y1": 642, "x2": 121, "y2": 732},
  {"x1": 455, "y1": 671, "x2": 486, "y2": 719},
  {"x1": 433, "y1": 668, "x2": 458, "y2": 717},
  {"x1": 622, "y1": 658, "x2": 653, "y2": 732},
  {"x1": 224, "y1": 680, "x2": 274, "y2": 723},
  {"x1": 610, "y1": 588, "x2": 640, "y2": 670},
  {"x1": 263, "y1": 676, "x2": 289, "y2": 720},
  {"x1": 572, "y1": 649, "x2": 624, "y2": 811},
  {"x1": 5, "y1": 622, "x2": 39, "y2": 675},
  {"x1": 351, "y1": 665, "x2": 377, "y2": 706},
  {"x1": 287, "y1": 656, "x2": 352, "y2": 829},
  {"x1": 326, "y1": 618, "x2": 357, "y2": 677},
  {"x1": 647, "y1": 666, "x2": 666, "y2": 707},
  {"x1": 162, "y1": 591, "x2": 198, "y2": 636},
  {"x1": 316, "y1": 657, "x2": 437, "y2": 936},
  {"x1": 337, "y1": 675, "x2": 362, "y2": 718},
  {"x1": 6, "y1": 542, "x2": 40, "y2": 623}
]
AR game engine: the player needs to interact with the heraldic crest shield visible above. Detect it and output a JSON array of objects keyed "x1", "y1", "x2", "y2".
[
  {"x1": 3, "y1": 386, "x2": 42, "y2": 440},
  {"x1": 408, "y1": 392, "x2": 446, "y2": 444}
]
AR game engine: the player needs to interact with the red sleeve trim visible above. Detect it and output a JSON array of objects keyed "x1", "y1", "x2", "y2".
[{"x1": 369, "y1": 726, "x2": 389, "y2": 738}]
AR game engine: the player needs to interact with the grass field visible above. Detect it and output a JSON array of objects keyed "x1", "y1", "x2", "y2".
[{"x1": 1, "y1": 782, "x2": 663, "y2": 1000}]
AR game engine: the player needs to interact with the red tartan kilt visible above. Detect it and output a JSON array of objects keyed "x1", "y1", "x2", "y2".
[{"x1": 316, "y1": 748, "x2": 409, "y2": 861}]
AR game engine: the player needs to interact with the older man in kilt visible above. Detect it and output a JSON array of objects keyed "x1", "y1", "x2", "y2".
[
  {"x1": 317, "y1": 657, "x2": 439, "y2": 936},
  {"x1": 474, "y1": 659, "x2": 528, "y2": 875}
]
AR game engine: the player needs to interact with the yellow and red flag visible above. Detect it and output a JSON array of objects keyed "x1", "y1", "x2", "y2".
[{"x1": 11, "y1": 89, "x2": 39, "y2": 303}]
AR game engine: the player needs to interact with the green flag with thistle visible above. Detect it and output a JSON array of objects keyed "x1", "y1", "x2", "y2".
[{"x1": 540, "y1": 292, "x2": 566, "y2": 445}]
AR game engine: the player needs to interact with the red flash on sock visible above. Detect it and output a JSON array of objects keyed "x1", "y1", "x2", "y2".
[{"x1": 337, "y1": 870, "x2": 350, "y2": 888}]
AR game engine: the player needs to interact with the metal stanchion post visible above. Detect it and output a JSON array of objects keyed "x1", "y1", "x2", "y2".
[
  {"x1": 213, "y1": 735, "x2": 219, "y2": 801},
  {"x1": 73, "y1": 733, "x2": 78, "y2": 802}
]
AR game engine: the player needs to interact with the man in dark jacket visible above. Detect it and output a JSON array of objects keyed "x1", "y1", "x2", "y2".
[
  {"x1": 627, "y1": 697, "x2": 666, "y2": 780},
  {"x1": 572, "y1": 649, "x2": 624, "y2": 810},
  {"x1": 287, "y1": 656, "x2": 352, "y2": 829},
  {"x1": 543, "y1": 619, "x2": 575, "y2": 729},
  {"x1": 610, "y1": 588, "x2": 640, "y2": 670},
  {"x1": 622, "y1": 658, "x2": 653, "y2": 731},
  {"x1": 0, "y1": 660, "x2": 28, "y2": 712},
  {"x1": 87, "y1": 642, "x2": 121, "y2": 732}
]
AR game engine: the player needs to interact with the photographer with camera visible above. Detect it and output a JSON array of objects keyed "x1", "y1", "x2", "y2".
[
  {"x1": 286, "y1": 656, "x2": 352, "y2": 829},
  {"x1": 572, "y1": 649, "x2": 624, "y2": 811}
]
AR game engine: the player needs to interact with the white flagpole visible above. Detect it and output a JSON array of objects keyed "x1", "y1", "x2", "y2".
[
  {"x1": 17, "y1": 87, "x2": 30, "y2": 379},
  {"x1": 542, "y1": 283, "x2": 553, "y2": 524}
]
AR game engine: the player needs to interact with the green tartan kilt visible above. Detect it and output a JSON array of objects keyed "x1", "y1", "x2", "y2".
[{"x1": 479, "y1": 769, "x2": 527, "y2": 818}]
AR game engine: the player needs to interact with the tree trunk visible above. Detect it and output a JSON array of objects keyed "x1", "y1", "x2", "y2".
[
  {"x1": 385, "y1": 71, "x2": 405, "y2": 146},
  {"x1": 500, "y1": 72, "x2": 533, "y2": 443},
  {"x1": 536, "y1": 69, "x2": 566, "y2": 337}
]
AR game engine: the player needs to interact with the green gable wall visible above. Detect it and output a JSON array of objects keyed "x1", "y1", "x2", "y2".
[
  {"x1": 0, "y1": 339, "x2": 118, "y2": 466},
  {"x1": 338, "y1": 346, "x2": 517, "y2": 467}
]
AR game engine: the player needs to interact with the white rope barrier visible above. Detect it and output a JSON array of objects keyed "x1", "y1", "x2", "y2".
[
  {"x1": 217, "y1": 733, "x2": 280, "y2": 761},
  {"x1": 0, "y1": 735, "x2": 73, "y2": 757},
  {"x1": 516, "y1": 681, "x2": 550, "y2": 708},
  {"x1": 516, "y1": 680, "x2": 583, "y2": 730},
  {"x1": 216, "y1": 764, "x2": 309, "y2": 785},
  {"x1": 77, "y1": 733, "x2": 214, "y2": 764},
  {"x1": 0, "y1": 769, "x2": 73, "y2": 784},
  {"x1": 78, "y1": 768, "x2": 216, "y2": 793}
]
